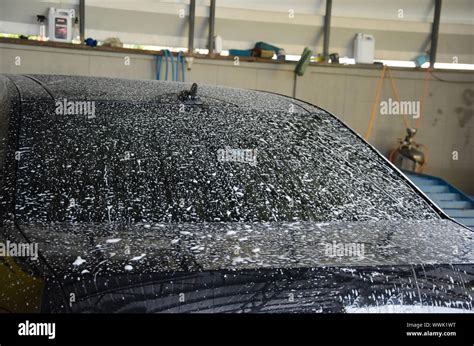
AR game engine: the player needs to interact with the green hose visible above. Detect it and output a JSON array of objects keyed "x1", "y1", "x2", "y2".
[{"x1": 294, "y1": 47, "x2": 313, "y2": 76}]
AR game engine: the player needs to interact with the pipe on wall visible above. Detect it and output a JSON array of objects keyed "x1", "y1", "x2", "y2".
[
  {"x1": 188, "y1": 0, "x2": 196, "y2": 54},
  {"x1": 430, "y1": 0, "x2": 442, "y2": 68},
  {"x1": 79, "y1": 0, "x2": 85, "y2": 43},
  {"x1": 322, "y1": 0, "x2": 332, "y2": 60},
  {"x1": 208, "y1": 0, "x2": 216, "y2": 56}
]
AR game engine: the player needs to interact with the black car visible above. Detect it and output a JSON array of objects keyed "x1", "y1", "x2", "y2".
[{"x1": 0, "y1": 74, "x2": 472, "y2": 313}]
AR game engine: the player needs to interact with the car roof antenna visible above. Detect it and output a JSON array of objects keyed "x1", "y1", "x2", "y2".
[{"x1": 178, "y1": 83, "x2": 202, "y2": 105}]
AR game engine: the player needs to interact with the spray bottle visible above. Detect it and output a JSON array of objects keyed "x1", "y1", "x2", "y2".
[
  {"x1": 72, "y1": 17, "x2": 81, "y2": 44},
  {"x1": 36, "y1": 15, "x2": 47, "y2": 41}
]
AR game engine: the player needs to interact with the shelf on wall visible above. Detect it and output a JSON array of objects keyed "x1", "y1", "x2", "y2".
[{"x1": 1, "y1": 37, "x2": 472, "y2": 73}]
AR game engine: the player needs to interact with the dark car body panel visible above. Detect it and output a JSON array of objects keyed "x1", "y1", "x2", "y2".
[{"x1": 0, "y1": 74, "x2": 472, "y2": 313}]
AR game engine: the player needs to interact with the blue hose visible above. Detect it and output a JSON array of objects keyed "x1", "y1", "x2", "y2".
[
  {"x1": 179, "y1": 52, "x2": 185, "y2": 82},
  {"x1": 167, "y1": 50, "x2": 175, "y2": 81},
  {"x1": 176, "y1": 51, "x2": 181, "y2": 81},
  {"x1": 156, "y1": 54, "x2": 162, "y2": 80},
  {"x1": 156, "y1": 49, "x2": 185, "y2": 81},
  {"x1": 176, "y1": 51, "x2": 186, "y2": 82},
  {"x1": 164, "y1": 49, "x2": 169, "y2": 80}
]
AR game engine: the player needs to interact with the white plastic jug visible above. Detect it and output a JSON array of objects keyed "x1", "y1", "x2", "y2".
[
  {"x1": 214, "y1": 35, "x2": 223, "y2": 54},
  {"x1": 353, "y1": 33, "x2": 375, "y2": 64},
  {"x1": 48, "y1": 8, "x2": 75, "y2": 42}
]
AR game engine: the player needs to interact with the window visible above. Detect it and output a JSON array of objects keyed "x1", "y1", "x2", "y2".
[{"x1": 15, "y1": 98, "x2": 438, "y2": 223}]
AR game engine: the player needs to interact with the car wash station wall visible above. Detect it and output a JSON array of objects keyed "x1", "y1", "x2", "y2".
[{"x1": 0, "y1": 0, "x2": 473, "y2": 194}]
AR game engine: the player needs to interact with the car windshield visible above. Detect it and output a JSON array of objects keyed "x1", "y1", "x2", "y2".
[{"x1": 15, "y1": 94, "x2": 439, "y2": 224}]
